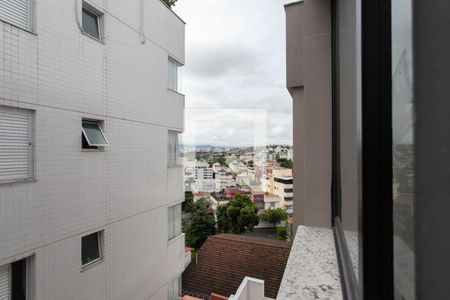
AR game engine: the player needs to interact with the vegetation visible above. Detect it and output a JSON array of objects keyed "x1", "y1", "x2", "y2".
[
  {"x1": 162, "y1": 0, "x2": 177, "y2": 8},
  {"x1": 185, "y1": 199, "x2": 216, "y2": 249},
  {"x1": 276, "y1": 226, "x2": 288, "y2": 240},
  {"x1": 182, "y1": 191, "x2": 195, "y2": 213},
  {"x1": 210, "y1": 154, "x2": 228, "y2": 167},
  {"x1": 217, "y1": 195, "x2": 260, "y2": 234},
  {"x1": 277, "y1": 158, "x2": 293, "y2": 169},
  {"x1": 260, "y1": 208, "x2": 288, "y2": 229}
]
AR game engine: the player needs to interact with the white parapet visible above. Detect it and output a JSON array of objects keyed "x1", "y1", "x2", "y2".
[{"x1": 229, "y1": 277, "x2": 265, "y2": 300}]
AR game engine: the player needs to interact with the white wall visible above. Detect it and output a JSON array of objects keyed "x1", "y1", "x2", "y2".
[{"x1": 0, "y1": 0, "x2": 185, "y2": 299}]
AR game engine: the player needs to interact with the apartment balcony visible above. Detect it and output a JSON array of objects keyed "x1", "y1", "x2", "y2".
[
  {"x1": 283, "y1": 192, "x2": 293, "y2": 198},
  {"x1": 166, "y1": 88, "x2": 185, "y2": 130},
  {"x1": 184, "y1": 247, "x2": 192, "y2": 268},
  {"x1": 168, "y1": 233, "x2": 186, "y2": 279}
]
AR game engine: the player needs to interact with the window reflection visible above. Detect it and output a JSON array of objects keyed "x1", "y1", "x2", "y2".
[{"x1": 392, "y1": 0, "x2": 415, "y2": 299}]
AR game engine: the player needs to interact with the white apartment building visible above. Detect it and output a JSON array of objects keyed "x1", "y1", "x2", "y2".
[
  {"x1": 214, "y1": 171, "x2": 236, "y2": 192},
  {"x1": 264, "y1": 194, "x2": 281, "y2": 210},
  {"x1": 191, "y1": 179, "x2": 215, "y2": 193},
  {"x1": 0, "y1": 1, "x2": 185, "y2": 299},
  {"x1": 184, "y1": 160, "x2": 213, "y2": 181},
  {"x1": 261, "y1": 169, "x2": 293, "y2": 216}
]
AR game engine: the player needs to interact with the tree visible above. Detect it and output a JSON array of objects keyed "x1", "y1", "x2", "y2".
[
  {"x1": 277, "y1": 158, "x2": 293, "y2": 169},
  {"x1": 217, "y1": 195, "x2": 260, "y2": 234},
  {"x1": 182, "y1": 191, "x2": 195, "y2": 213},
  {"x1": 277, "y1": 226, "x2": 288, "y2": 240},
  {"x1": 260, "y1": 208, "x2": 288, "y2": 229},
  {"x1": 185, "y1": 204, "x2": 216, "y2": 249},
  {"x1": 162, "y1": 0, "x2": 177, "y2": 8}
]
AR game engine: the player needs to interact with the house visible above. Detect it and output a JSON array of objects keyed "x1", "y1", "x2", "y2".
[{"x1": 182, "y1": 234, "x2": 291, "y2": 299}]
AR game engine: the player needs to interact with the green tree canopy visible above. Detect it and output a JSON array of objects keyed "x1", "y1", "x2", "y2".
[
  {"x1": 217, "y1": 195, "x2": 260, "y2": 234},
  {"x1": 185, "y1": 203, "x2": 215, "y2": 249},
  {"x1": 260, "y1": 208, "x2": 288, "y2": 229},
  {"x1": 162, "y1": 0, "x2": 177, "y2": 8},
  {"x1": 182, "y1": 191, "x2": 195, "y2": 213},
  {"x1": 277, "y1": 158, "x2": 293, "y2": 169},
  {"x1": 276, "y1": 226, "x2": 288, "y2": 240}
]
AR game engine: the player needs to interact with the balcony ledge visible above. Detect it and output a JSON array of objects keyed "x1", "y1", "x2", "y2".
[{"x1": 277, "y1": 226, "x2": 342, "y2": 299}]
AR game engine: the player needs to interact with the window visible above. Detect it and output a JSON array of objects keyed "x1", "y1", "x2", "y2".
[
  {"x1": 168, "y1": 58, "x2": 182, "y2": 92},
  {"x1": 81, "y1": 120, "x2": 109, "y2": 149},
  {"x1": 168, "y1": 276, "x2": 182, "y2": 300},
  {"x1": 392, "y1": 0, "x2": 414, "y2": 298},
  {"x1": 168, "y1": 204, "x2": 182, "y2": 240},
  {"x1": 0, "y1": 0, "x2": 33, "y2": 31},
  {"x1": 0, "y1": 106, "x2": 34, "y2": 182},
  {"x1": 81, "y1": 2, "x2": 103, "y2": 41},
  {"x1": 0, "y1": 257, "x2": 34, "y2": 300},
  {"x1": 167, "y1": 131, "x2": 181, "y2": 167},
  {"x1": 81, "y1": 231, "x2": 103, "y2": 267}
]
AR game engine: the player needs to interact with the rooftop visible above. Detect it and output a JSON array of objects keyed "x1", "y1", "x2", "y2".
[{"x1": 182, "y1": 234, "x2": 292, "y2": 299}]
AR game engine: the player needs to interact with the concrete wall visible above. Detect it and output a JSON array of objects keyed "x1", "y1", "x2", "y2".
[
  {"x1": 285, "y1": 0, "x2": 332, "y2": 229},
  {"x1": 0, "y1": 0, "x2": 185, "y2": 299}
]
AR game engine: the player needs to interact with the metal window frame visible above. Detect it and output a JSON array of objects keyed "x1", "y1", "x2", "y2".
[
  {"x1": 167, "y1": 130, "x2": 182, "y2": 167},
  {"x1": 0, "y1": 106, "x2": 35, "y2": 183},
  {"x1": 81, "y1": 3, "x2": 103, "y2": 41},
  {"x1": 168, "y1": 57, "x2": 181, "y2": 92},
  {"x1": 331, "y1": 0, "x2": 394, "y2": 298},
  {"x1": 81, "y1": 231, "x2": 103, "y2": 268},
  {"x1": 81, "y1": 120, "x2": 109, "y2": 147}
]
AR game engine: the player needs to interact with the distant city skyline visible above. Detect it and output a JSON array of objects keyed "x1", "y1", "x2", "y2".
[{"x1": 174, "y1": 0, "x2": 293, "y2": 146}]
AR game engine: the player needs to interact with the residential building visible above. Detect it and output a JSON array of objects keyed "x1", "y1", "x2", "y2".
[
  {"x1": 263, "y1": 194, "x2": 281, "y2": 211},
  {"x1": 261, "y1": 168, "x2": 293, "y2": 216},
  {"x1": 185, "y1": 160, "x2": 213, "y2": 181},
  {"x1": 251, "y1": 188, "x2": 265, "y2": 211},
  {"x1": 214, "y1": 171, "x2": 236, "y2": 191},
  {"x1": 191, "y1": 179, "x2": 216, "y2": 193},
  {"x1": 0, "y1": 0, "x2": 186, "y2": 299}
]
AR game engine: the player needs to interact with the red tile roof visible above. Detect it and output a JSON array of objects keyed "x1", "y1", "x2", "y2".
[{"x1": 182, "y1": 234, "x2": 292, "y2": 299}]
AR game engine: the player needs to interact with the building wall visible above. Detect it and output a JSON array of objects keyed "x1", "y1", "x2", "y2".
[
  {"x1": 286, "y1": 0, "x2": 332, "y2": 229},
  {"x1": 0, "y1": 0, "x2": 185, "y2": 299}
]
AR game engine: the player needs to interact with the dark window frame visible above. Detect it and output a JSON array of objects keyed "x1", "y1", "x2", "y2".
[
  {"x1": 81, "y1": 231, "x2": 103, "y2": 268},
  {"x1": 331, "y1": 0, "x2": 394, "y2": 299}
]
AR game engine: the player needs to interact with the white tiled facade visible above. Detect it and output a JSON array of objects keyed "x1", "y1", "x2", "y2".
[{"x1": 0, "y1": 0, "x2": 185, "y2": 299}]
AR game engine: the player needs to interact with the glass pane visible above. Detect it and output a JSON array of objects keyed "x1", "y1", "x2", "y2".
[
  {"x1": 392, "y1": 0, "x2": 414, "y2": 299},
  {"x1": 82, "y1": 8, "x2": 100, "y2": 39},
  {"x1": 168, "y1": 207, "x2": 174, "y2": 240},
  {"x1": 168, "y1": 59, "x2": 180, "y2": 92},
  {"x1": 82, "y1": 122, "x2": 108, "y2": 146},
  {"x1": 82, "y1": 233, "x2": 100, "y2": 265},
  {"x1": 174, "y1": 204, "x2": 182, "y2": 237},
  {"x1": 337, "y1": 0, "x2": 360, "y2": 282}
]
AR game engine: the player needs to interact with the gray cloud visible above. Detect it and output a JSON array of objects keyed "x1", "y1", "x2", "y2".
[{"x1": 175, "y1": 0, "x2": 293, "y2": 146}]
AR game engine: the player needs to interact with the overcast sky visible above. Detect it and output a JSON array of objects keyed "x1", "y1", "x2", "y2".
[{"x1": 174, "y1": 0, "x2": 293, "y2": 147}]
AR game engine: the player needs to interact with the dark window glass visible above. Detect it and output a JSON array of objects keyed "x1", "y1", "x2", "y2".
[
  {"x1": 11, "y1": 259, "x2": 26, "y2": 300},
  {"x1": 82, "y1": 8, "x2": 100, "y2": 39},
  {"x1": 82, "y1": 232, "x2": 101, "y2": 266},
  {"x1": 284, "y1": 188, "x2": 293, "y2": 193}
]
